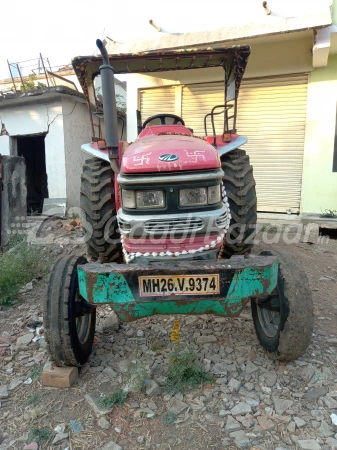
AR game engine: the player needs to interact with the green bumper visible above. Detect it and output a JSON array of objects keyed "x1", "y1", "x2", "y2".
[{"x1": 77, "y1": 256, "x2": 278, "y2": 322}]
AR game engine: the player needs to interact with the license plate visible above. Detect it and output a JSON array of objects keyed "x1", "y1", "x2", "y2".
[{"x1": 139, "y1": 274, "x2": 220, "y2": 297}]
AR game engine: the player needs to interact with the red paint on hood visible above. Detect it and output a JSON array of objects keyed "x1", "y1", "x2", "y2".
[{"x1": 121, "y1": 135, "x2": 220, "y2": 174}]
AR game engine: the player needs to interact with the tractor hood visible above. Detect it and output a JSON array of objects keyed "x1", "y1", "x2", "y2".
[{"x1": 120, "y1": 135, "x2": 220, "y2": 174}]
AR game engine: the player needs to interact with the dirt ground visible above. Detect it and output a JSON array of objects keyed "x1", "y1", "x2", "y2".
[{"x1": 1, "y1": 223, "x2": 337, "y2": 450}]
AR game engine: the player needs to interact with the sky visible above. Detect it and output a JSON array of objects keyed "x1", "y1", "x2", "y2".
[{"x1": 0, "y1": 0, "x2": 332, "y2": 80}]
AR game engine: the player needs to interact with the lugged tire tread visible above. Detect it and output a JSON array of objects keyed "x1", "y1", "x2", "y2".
[
  {"x1": 80, "y1": 158, "x2": 122, "y2": 262},
  {"x1": 221, "y1": 149, "x2": 257, "y2": 257}
]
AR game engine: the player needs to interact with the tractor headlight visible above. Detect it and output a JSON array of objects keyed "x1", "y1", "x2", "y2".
[
  {"x1": 122, "y1": 189, "x2": 165, "y2": 209},
  {"x1": 180, "y1": 187, "x2": 207, "y2": 206},
  {"x1": 208, "y1": 185, "x2": 221, "y2": 204},
  {"x1": 179, "y1": 185, "x2": 221, "y2": 206}
]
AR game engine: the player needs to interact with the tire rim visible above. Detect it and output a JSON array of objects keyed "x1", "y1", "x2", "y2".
[
  {"x1": 256, "y1": 300, "x2": 281, "y2": 338},
  {"x1": 75, "y1": 291, "x2": 92, "y2": 344}
]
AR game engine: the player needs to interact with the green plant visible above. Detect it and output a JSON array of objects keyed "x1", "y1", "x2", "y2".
[
  {"x1": 162, "y1": 411, "x2": 177, "y2": 426},
  {"x1": 100, "y1": 389, "x2": 128, "y2": 408},
  {"x1": 30, "y1": 366, "x2": 43, "y2": 380},
  {"x1": 27, "y1": 427, "x2": 51, "y2": 444},
  {"x1": 24, "y1": 393, "x2": 40, "y2": 406},
  {"x1": 116, "y1": 93, "x2": 126, "y2": 114},
  {"x1": 21, "y1": 74, "x2": 37, "y2": 92},
  {"x1": 70, "y1": 212, "x2": 79, "y2": 220},
  {"x1": 320, "y1": 209, "x2": 337, "y2": 219},
  {"x1": 0, "y1": 240, "x2": 55, "y2": 305},
  {"x1": 164, "y1": 348, "x2": 215, "y2": 394}
]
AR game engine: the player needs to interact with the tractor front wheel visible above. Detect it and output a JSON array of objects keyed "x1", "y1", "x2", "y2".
[
  {"x1": 221, "y1": 149, "x2": 257, "y2": 257},
  {"x1": 80, "y1": 158, "x2": 122, "y2": 262},
  {"x1": 44, "y1": 256, "x2": 96, "y2": 367},
  {"x1": 251, "y1": 250, "x2": 314, "y2": 361}
]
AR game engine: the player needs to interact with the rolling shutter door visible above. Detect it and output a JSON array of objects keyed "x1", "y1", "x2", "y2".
[
  {"x1": 236, "y1": 74, "x2": 308, "y2": 213},
  {"x1": 182, "y1": 74, "x2": 308, "y2": 213},
  {"x1": 140, "y1": 87, "x2": 176, "y2": 123},
  {"x1": 182, "y1": 82, "x2": 225, "y2": 135}
]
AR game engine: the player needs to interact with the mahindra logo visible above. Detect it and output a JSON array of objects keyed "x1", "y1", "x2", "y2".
[{"x1": 159, "y1": 154, "x2": 179, "y2": 162}]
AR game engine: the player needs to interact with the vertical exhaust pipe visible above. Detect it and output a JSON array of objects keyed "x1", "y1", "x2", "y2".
[{"x1": 96, "y1": 39, "x2": 120, "y2": 173}]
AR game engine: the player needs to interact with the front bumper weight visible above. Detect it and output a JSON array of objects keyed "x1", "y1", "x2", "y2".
[{"x1": 77, "y1": 255, "x2": 279, "y2": 322}]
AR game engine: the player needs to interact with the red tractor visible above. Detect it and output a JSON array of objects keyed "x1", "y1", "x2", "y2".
[{"x1": 44, "y1": 40, "x2": 313, "y2": 367}]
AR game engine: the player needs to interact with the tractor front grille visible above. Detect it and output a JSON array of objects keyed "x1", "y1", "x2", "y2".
[
  {"x1": 144, "y1": 217, "x2": 204, "y2": 234},
  {"x1": 215, "y1": 212, "x2": 229, "y2": 229}
]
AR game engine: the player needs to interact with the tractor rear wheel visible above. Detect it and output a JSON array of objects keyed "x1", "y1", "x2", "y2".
[
  {"x1": 44, "y1": 256, "x2": 96, "y2": 367},
  {"x1": 221, "y1": 149, "x2": 257, "y2": 257},
  {"x1": 80, "y1": 158, "x2": 122, "y2": 262},
  {"x1": 251, "y1": 250, "x2": 314, "y2": 361}
]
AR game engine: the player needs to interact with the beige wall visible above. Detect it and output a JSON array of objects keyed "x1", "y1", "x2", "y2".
[{"x1": 301, "y1": 55, "x2": 337, "y2": 214}]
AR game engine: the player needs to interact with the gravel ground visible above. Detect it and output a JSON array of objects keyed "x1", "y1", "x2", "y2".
[{"x1": 0, "y1": 221, "x2": 337, "y2": 450}]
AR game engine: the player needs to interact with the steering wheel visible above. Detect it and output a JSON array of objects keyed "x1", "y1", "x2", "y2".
[{"x1": 142, "y1": 114, "x2": 185, "y2": 128}]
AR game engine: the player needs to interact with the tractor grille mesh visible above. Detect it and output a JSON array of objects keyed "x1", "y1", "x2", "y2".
[
  {"x1": 215, "y1": 212, "x2": 228, "y2": 228},
  {"x1": 144, "y1": 217, "x2": 204, "y2": 234}
]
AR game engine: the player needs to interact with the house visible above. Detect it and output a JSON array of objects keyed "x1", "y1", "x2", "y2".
[
  {"x1": 0, "y1": 68, "x2": 126, "y2": 213},
  {"x1": 107, "y1": 0, "x2": 337, "y2": 218}
]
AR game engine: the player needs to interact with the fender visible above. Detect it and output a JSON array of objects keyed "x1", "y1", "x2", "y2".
[
  {"x1": 217, "y1": 135, "x2": 248, "y2": 157},
  {"x1": 81, "y1": 142, "x2": 109, "y2": 163}
]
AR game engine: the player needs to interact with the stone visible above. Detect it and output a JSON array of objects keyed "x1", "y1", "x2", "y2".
[
  {"x1": 52, "y1": 433, "x2": 68, "y2": 444},
  {"x1": 294, "y1": 416, "x2": 307, "y2": 428},
  {"x1": 137, "y1": 436, "x2": 145, "y2": 444},
  {"x1": 322, "y1": 394, "x2": 337, "y2": 409},
  {"x1": 305, "y1": 387, "x2": 328, "y2": 401},
  {"x1": 228, "y1": 378, "x2": 242, "y2": 393},
  {"x1": 230, "y1": 402, "x2": 252, "y2": 416},
  {"x1": 136, "y1": 330, "x2": 144, "y2": 337},
  {"x1": 318, "y1": 420, "x2": 335, "y2": 438},
  {"x1": 273, "y1": 397, "x2": 293, "y2": 415},
  {"x1": 98, "y1": 416, "x2": 111, "y2": 430},
  {"x1": 169, "y1": 398, "x2": 188, "y2": 416},
  {"x1": 326, "y1": 438, "x2": 337, "y2": 448},
  {"x1": 101, "y1": 313, "x2": 119, "y2": 333},
  {"x1": 196, "y1": 335, "x2": 217, "y2": 344},
  {"x1": 241, "y1": 418, "x2": 255, "y2": 428},
  {"x1": 331, "y1": 413, "x2": 337, "y2": 426},
  {"x1": 0, "y1": 385, "x2": 9, "y2": 399},
  {"x1": 219, "y1": 410, "x2": 231, "y2": 417},
  {"x1": 263, "y1": 371, "x2": 278, "y2": 387},
  {"x1": 145, "y1": 380, "x2": 161, "y2": 396},
  {"x1": 8, "y1": 378, "x2": 23, "y2": 390},
  {"x1": 327, "y1": 338, "x2": 337, "y2": 346},
  {"x1": 319, "y1": 276, "x2": 335, "y2": 282},
  {"x1": 287, "y1": 421, "x2": 296, "y2": 433},
  {"x1": 155, "y1": 375, "x2": 167, "y2": 386},
  {"x1": 229, "y1": 430, "x2": 250, "y2": 448},
  {"x1": 212, "y1": 363, "x2": 227, "y2": 376},
  {"x1": 257, "y1": 415, "x2": 275, "y2": 430},
  {"x1": 245, "y1": 361, "x2": 258, "y2": 374},
  {"x1": 298, "y1": 440, "x2": 321, "y2": 450},
  {"x1": 16, "y1": 333, "x2": 34, "y2": 350},
  {"x1": 225, "y1": 416, "x2": 241, "y2": 432},
  {"x1": 102, "y1": 441, "x2": 123, "y2": 450},
  {"x1": 115, "y1": 359, "x2": 130, "y2": 373},
  {"x1": 23, "y1": 406, "x2": 44, "y2": 421},
  {"x1": 261, "y1": 386, "x2": 272, "y2": 395},
  {"x1": 42, "y1": 366, "x2": 78, "y2": 388},
  {"x1": 84, "y1": 392, "x2": 113, "y2": 416},
  {"x1": 54, "y1": 423, "x2": 66, "y2": 433},
  {"x1": 245, "y1": 397, "x2": 259, "y2": 407},
  {"x1": 102, "y1": 367, "x2": 118, "y2": 379},
  {"x1": 185, "y1": 316, "x2": 198, "y2": 325}
]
